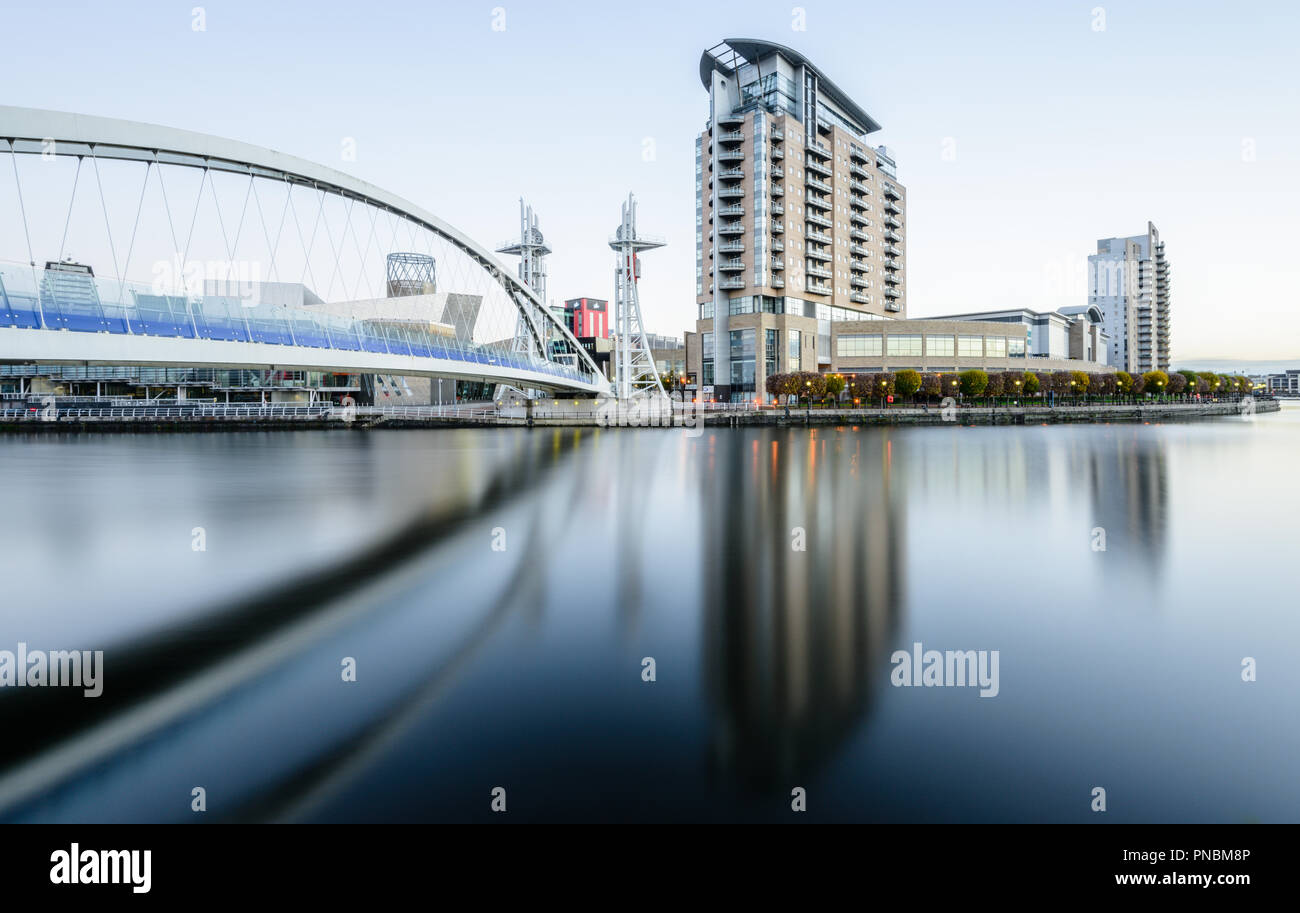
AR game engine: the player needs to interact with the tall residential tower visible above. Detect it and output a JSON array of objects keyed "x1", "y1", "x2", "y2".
[
  {"x1": 695, "y1": 39, "x2": 907, "y2": 402},
  {"x1": 1088, "y1": 222, "x2": 1171, "y2": 374}
]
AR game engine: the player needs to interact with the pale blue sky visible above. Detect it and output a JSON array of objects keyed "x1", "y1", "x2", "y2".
[{"x1": 4, "y1": 0, "x2": 1299, "y2": 360}]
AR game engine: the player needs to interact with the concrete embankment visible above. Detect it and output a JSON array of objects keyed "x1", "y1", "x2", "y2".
[{"x1": 0, "y1": 399, "x2": 1278, "y2": 432}]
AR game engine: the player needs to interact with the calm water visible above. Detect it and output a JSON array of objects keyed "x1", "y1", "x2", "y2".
[{"x1": 2, "y1": 405, "x2": 1297, "y2": 822}]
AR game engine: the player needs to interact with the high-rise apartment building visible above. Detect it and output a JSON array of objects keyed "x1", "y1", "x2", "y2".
[
  {"x1": 695, "y1": 39, "x2": 906, "y2": 402},
  {"x1": 1088, "y1": 222, "x2": 1171, "y2": 374}
]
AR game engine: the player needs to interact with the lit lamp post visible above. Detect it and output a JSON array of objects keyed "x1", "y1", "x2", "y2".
[{"x1": 1013, "y1": 378, "x2": 1020, "y2": 406}]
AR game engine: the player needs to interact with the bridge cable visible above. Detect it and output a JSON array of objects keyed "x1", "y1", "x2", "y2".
[
  {"x1": 7, "y1": 142, "x2": 44, "y2": 327},
  {"x1": 57, "y1": 155, "x2": 83, "y2": 263}
]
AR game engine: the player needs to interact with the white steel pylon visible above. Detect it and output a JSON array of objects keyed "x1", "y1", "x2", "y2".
[
  {"x1": 497, "y1": 199, "x2": 550, "y2": 358},
  {"x1": 609, "y1": 193, "x2": 666, "y2": 399}
]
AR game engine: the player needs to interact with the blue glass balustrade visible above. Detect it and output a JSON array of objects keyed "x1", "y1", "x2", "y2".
[{"x1": 0, "y1": 266, "x2": 592, "y2": 384}]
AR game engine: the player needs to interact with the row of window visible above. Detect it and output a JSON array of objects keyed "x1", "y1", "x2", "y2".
[{"x1": 836, "y1": 334, "x2": 1027, "y2": 359}]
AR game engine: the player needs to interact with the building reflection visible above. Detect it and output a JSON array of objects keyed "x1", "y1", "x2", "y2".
[{"x1": 700, "y1": 428, "x2": 905, "y2": 790}]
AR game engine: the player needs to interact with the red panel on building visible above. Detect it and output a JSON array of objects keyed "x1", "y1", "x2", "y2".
[{"x1": 565, "y1": 297, "x2": 609, "y2": 340}]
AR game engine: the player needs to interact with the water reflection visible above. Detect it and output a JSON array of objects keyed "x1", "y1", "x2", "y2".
[{"x1": 702, "y1": 429, "x2": 904, "y2": 789}]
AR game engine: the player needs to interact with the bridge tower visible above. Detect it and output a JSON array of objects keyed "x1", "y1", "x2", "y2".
[
  {"x1": 497, "y1": 200, "x2": 550, "y2": 358},
  {"x1": 609, "y1": 194, "x2": 666, "y2": 399}
]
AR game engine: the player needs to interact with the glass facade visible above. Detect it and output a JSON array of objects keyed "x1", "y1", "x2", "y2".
[
  {"x1": 788, "y1": 329, "x2": 801, "y2": 370},
  {"x1": 926, "y1": 334, "x2": 955, "y2": 357},
  {"x1": 1008, "y1": 337, "x2": 1026, "y2": 356},
  {"x1": 887, "y1": 334, "x2": 922, "y2": 357},
  {"x1": 985, "y1": 337, "x2": 1007, "y2": 358},
  {"x1": 836, "y1": 334, "x2": 883, "y2": 357},
  {"x1": 729, "y1": 328, "x2": 756, "y2": 395},
  {"x1": 958, "y1": 335, "x2": 983, "y2": 358},
  {"x1": 701, "y1": 332, "x2": 714, "y2": 385},
  {"x1": 765, "y1": 328, "x2": 778, "y2": 381}
]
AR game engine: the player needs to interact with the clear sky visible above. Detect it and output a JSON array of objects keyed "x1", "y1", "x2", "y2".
[{"x1": 4, "y1": 0, "x2": 1299, "y2": 361}]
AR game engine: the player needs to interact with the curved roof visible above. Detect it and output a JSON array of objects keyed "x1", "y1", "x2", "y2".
[{"x1": 699, "y1": 38, "x2": 882, "y2": 135}]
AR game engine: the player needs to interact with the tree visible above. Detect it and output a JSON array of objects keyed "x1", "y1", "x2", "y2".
[
  {"x1": 1115, "y1": 371, "x2": 1133, "y2": 394},
  {"x1": 940, "y1": 373, "x2": 962, "y2": 399},
  {"x1": 1141, "y1": 370, "x2": 1169, "y2": 397},
  {"x1": 1050, "y1": 371, "x2": 1075, "y2": 396},
  {"x1": 895, "y1": 369, "x2": 922, "y2": 399},
  {"x1": 919, "y1": 372, "x2": 942, "y2": 399},
  {"x1": 1022, "y1": 371, "x2": 1041, "y2": 396},
  {"x1": 1179, "y1": 370, "x2": 1197, "y2": 391},
  {"x1": 825, "y1": 373, "x2": 846, "y2": 403},
  {"x1": 1093, "y1": 373, "x2": 1117, "y2": 397},
  {"x1": 765, "y1": 372, "x2": 786, "y2": 399},
  {"x1": 1131, "y1": 373, "x2": 1146, "y2": 396},
  {"x1": 959, "y1": 369, "x2": 988, "y2": 398},
  {"x1": 1166, "y1": 372, "x2": 1187, "y2": 395},
  {"x1": 984, "y1": 371, "x2": 1005, "y2": 397},
  {"x1": 873, "y1": 372, "x2": 896, "y2": 399},
  {"x1": 803, "y1": 372, "x2": 827, "y2": 401}
]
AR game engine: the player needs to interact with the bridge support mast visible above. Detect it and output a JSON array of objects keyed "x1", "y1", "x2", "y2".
[{"x1": 609, "y1": 193, "x2": 666, "y2": 400}]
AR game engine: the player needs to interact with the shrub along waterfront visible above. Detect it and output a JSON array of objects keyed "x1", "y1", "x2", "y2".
[{"x1": 762, "y1": 369, "x2": 1257, "y2": 408}]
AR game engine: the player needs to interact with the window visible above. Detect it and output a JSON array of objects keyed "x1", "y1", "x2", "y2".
[
  {"x1": 765, "y1": 328, "x2": 778, "y2": 381},
  {"x1": 887, "y1": 334, "x2": 922, "y2": 357},
  {"x1": 985, "y1": 336, "x2": 1007, "y2": 358},
  {"x1": 730, "y1": 329, "x2": 756, "y2": 391},
  {"x1": 926, "y1": 334, "x2": 955, "y2": 357},
  {"x1": 958, "y1": 335, "x2": 983, "y2": 358},
  {"x1": 836, "y1": 334, "x2": 883, "y2": 357},
  {"x1": 1008, "y1": 337, "x2": 1026, "y2": 356}
]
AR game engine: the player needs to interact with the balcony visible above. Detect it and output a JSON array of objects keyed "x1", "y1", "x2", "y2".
[
  {"x1": 850, "y1": 146, "x2": 869, "y2": 164},
  {"x1": 770, "y1": 145, "x2": 784, "y2": 160},
  {"x1": 718, "y1": 186, "x2": 745, "y2": 199},
  {"x1": 805, "y1": 158, "x2": 832, "y2": 177},
  {"x1": 885, "y1": 244, "x2": 902, "y2": 256},
  {"x1": 717, "y1": 240, "x2": 745, "y2": 253},
  {"x1": 720, "y1": 276, "x2": 746, "y2": 290},
  {"x1": 851, "y1": 228, "x2": 870, "y2": 242},
  {"x1": 850, "y1": 258, "x2": 870, "y2": 271},
  {"x1": 850, "y1": 291, "x2": 870, "y2": 304},
  {"x1": 806, "y1": 229, "x2": 832, "y2": 244},
  {"x1": 849, "y1": 195, "x2": 870, "y2": 212},
  {"x1": 717, "y1": 204, "x2": 744, "y2": 217},
  {"x1": 885, "y1": 199, "x2": 901, "y2": 214},
  {"x1": 885, "y1": 230, "x2": 902, "y2": 242},
  {"x1": 806, "y1": 280, "x2": 832, "y2": 295},
  {"x1": 806, "y1": 248, "x2": 831, "y2": 262},
  {"x1": 719, "y1": 259, "x2": 745, "y2": 272},
  {"x1": 806, "y1": 175, "x2": 832, "y2": 193},
  {"x1": 806, "y1": 212, "x2": 832, "y2": 229},
  {"x1": 851, "y1": 212, "x2": 870, "y2": 226},
  {"x1": 883, "y1": 183, "x2": 901, "y2": 200},
  {"x1": 851, "y1": 276, "x2": 870, "y2": 289},
  {"x1": 719, "y1": 131, "x2": 745, "y2": 144},
  {"x1": 885, "y1": 216, "x2": 902, "y2": 229},
  {"x1": 770, "y1": 239, "x2": 783, "y2": 252},
  {"x1": 718, "y1": 167, "x2": 744, "y2": 181},
  {"x1": 770, "y1": 181, "x2": 784, "y2": 197},
  {"x1": 884, "y1": 286, "x2": 901, "y2": 298},
  {"x1": 719, "y1": 222, "x2": 745, "y2": 236},
  {"x1": 718, "y1": 113, "x2": 745, "y2": 126},
  {"x1": 850, "y1": 163, "x2": 870, "y2": 179},
  {"x1": 805, "y1": 194, "x2": 832, "y2": 211},
  {"x1": 717, "y1": 149, "x2": 744, "y2": 162},
  {"x1": 884, "y1": 271, "x2": 900, "y2": 285},
  {"x1": 770, "y1": 220, "x2": 784, "y2": 233},
  {"x1": 771, "y1": 128, "x2": 784, "y2": 140},
  {"x1": 850, "y1": 180, "x2": 872, "y2": 195},
  {"x1": 805, "y1": 139, "x2": 832, "y2": 159},
  {"x1": 806, "y1": 264, "x2": 832, "y2": 279},
  {"x1": 850, "y1": 244, "x2": 870, "y2": 257},
  {"x1": 771, "y1": 276, "x2": 785, "y2": 288},
  {"x1": 770, "y1": 202, "x2": 784, "y2": 216},
  {"x1": 885, "y1": 302, "x2": 902, "y2": 312},
  {"x1": 770, "y1": 257, "x2": 785, "y2": 270}
]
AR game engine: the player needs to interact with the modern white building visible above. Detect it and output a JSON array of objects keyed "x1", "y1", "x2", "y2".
[
  {"x1": 1088, "y1": 222, "x2": 1171, "y2": 374},
  {"x1": 928, "y1": 306, "x2": 1110, "y2": 366}
]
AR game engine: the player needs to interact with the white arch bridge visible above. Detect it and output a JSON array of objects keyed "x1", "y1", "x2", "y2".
[{"x1": 0, "y1": 107, "x2": 610, "y2": 396}]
